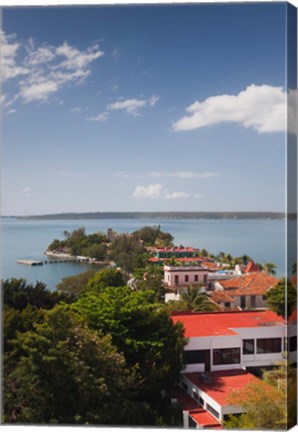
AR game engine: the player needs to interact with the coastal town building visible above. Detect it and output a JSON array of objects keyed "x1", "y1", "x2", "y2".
[
  {"x1": 211, "y1": 272, "x2": 279, "y2": 310},
  {"x1": 151, "y1": 246, "x2": 201, "y2": 259},
  {"x1": 164, "y1": 265, "x2": 209, "y2": 289},
  {"x1": 170, "y1": 309, "x2": 290, "y2": 428}
]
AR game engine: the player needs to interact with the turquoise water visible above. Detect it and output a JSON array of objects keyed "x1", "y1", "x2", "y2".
[{"x1": 1, "y1": 218, "x2": 288, "y2": 290}]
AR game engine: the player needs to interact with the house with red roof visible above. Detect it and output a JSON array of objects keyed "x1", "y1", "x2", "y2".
[
  {"x1": 164, "y1": 264, "x2": 209, "y2": 289},
  {"x1": 170, "y1": 309, "x2": 290, "y2": 428},
  {"x1": 214, "y1": 272, "x2": 279, "y2": 309}
]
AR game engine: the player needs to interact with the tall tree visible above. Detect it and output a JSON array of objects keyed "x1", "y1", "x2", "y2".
[
  {"x1": 73, "y1": 287, "x2": 186, "y2": 404},
  {"x1": 263, "y1": 262, "x2": 277, "y2": 276},
  {"x1": 267, "y1": 278, "x2": 297, "y2": 318},
  {"x1": 167, "y1": 286, "x2": 217, "y2": 312},
  {"x1": 4, "y1": 305, "x2": 150, "y2": 425}
]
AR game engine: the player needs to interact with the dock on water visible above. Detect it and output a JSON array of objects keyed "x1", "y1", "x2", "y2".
[{"x1": 17, "y1": 259, "x2": 44, "y2": 266}]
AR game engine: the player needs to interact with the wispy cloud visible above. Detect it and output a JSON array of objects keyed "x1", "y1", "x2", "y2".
[
  {"x1": 22, "y1": 187, "x2": 31, "y2": 197},
  {"x1": 108, "y1": 95, "x2": 159, "y2": 117},
  {"x1": 173, "y1": 84, "x2": 286, "y2": 134},
  {"x1": 133, "y1": 183, "x2": 192, "y2": 200},
  {"x1": 87, "y1": 112, "x2": 109, "y2": 122},
  {"x1": 2, "y1": 31, "x2": 103, "y2": 105},
  {"x1": 6, "y1": 109, "x2": 16, "y2": 115},
  {"x1": 164, "y1": 191, "x2": 190, "y2": 199},
  {"x1": 1, "y1": 31, "x2": 29, "y2": 81},
  {"x1": 71, "y1": 107, "x2": 81, "y2": 113}
]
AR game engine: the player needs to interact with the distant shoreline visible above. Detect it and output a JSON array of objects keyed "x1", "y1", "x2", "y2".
[{"x1": 2, "y1": 211, "x2": 296, "y2": 220}]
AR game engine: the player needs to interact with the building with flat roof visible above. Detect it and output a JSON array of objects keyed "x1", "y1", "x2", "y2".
[{"x1": 169, "y1": 309, "x2": 294, "y2": 428}]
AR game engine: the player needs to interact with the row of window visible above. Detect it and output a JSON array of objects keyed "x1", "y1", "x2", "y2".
[
  {"x1": 242, "y1": 337, "x2": 295, "y2": 355},
  {"x1": 174, "y1": 274, "x2": 208, "y2": 284},
  {"x1": 183, "y1": 337, "x2": 289, "y2": 366}
]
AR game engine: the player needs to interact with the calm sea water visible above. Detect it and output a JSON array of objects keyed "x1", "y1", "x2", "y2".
[{"x1": 1, "y1": 218, "x2": 288, "y2": 291}]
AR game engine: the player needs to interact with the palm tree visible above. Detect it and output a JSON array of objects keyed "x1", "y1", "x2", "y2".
[
  {"x1": 263, "y1": 262, "x2": 277, "y2": 276},
  {"x1": 178, "y1": 285, "x2": 217, "y2": 312}
]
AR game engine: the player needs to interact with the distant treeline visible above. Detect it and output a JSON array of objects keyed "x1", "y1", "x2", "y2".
[{"x1": 14, "y1": 211, "x2": 296, "y2": 220}]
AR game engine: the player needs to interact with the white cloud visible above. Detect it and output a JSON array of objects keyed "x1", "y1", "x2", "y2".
[
  {"x1": 2, "y1": 31, "x2": 103, "y2": 105},
  {"x1": 87, "y1": 112, "x2": 109, "y2": 122},
  {"x1": 56, "y1": 42, "x2": 103, "y2": 70},
  {"x1": 108, "y1": 95, "x2": 159, "y2": 116},
  {"x1": 133, "y1": 183, "x2": 163, "y2": 199},
  {"x1": 164, "y1": 192, "x2": 190, "y2": 199},
  {"x1": 71, "y1": 107, "x2": 81, "y2": 112},
  {"x1": 133, "y1": 183, "x2": 191, "y2": 200},
  {"x1": 20, "y1": 80, "x2": 58, "y2": 102},
  {"x1": 1, "y1": 31, "x2": 29, "y2": 81},
  {"x1": 173, "y1": 84, "x2": 286, "y2": 134}
]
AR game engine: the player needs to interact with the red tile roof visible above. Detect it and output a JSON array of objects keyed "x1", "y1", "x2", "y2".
[
  {"x1": 244, "y1": 260, "x2": 260, "y2": 273},
  {"x1": 209, "y1": 291, "x2": 235, "y2": 304},
  {"x1": 189, "y1": 408, "x2": 222, "y2": 428},
  {"x1": 184, "y1": 369, "x2": 259, "y2": 406},
  {"x1": 218, "y1": 272, "x2": 279, "y2": 296},
  {"x1": 171, "y1": 310, "x2": 284, "y2": 337}
]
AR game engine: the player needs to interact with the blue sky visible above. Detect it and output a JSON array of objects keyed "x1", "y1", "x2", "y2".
[{"x1": 2, "y1": 3, "x2": 288, "y2": 215}]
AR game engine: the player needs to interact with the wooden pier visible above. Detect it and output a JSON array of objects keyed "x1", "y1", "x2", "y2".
[{"x1": 17, "y1": 258, "x2": 87, "y2": 266}]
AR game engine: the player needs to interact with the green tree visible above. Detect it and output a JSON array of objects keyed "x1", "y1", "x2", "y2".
[
  {"x1": 56, "y1": 269, "x2": 97, "y2": 296},
  {"x1": 2, "y1": 278, "x2": 74, "y2": 311},
  {"x1": 87, "y1": 268, "x2": 126, "y2": 292},
  {"x1": 73, "y1": 287, "x2": 186, "y2": 404},
  {"x1": 267, "y1": 278, "x2": 297, "y2": 318},
  {"x1": 166, "y1": 286, "x2": 217, "y2": 312},
  {"x1": 132, "y1": 226, "x2": 174, "y2": 247},
  {"x1": 111, "y1": 234, "x2": 147, "y2": 273},
  {"x1": 263, "y1": 262, "x2": 277, "y2": 276},
  {"x1": 136, "y1": 265, "x2": 165, "y2": 301},
  {"x1": 4, "y1": 305, "x2": 148, "y2": 425}
]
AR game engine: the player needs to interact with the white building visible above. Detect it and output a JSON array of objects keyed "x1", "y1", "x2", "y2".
[
  {"x1": 170, "y1": 310, "x2": 294, "y2": 428},
  {"x1": 164, "y1": 265, "x2": 209, "y2": 289}
]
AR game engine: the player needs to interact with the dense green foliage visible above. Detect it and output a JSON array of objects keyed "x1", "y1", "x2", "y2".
[
  {"x1": 48, "y1": 227, "x2": 108, "y2": 259},
  {"x1": 267, "y1": 278, "x2": 297, "y2": 318},
  {"x1": 110, "y1": 234, "x2": 147, "y2": 273},
  {"x1": 3, "y1": 278, "x2": 74, "y2": 310},
  {"x1": 56, "y1": 269, "x2": 97, "y2": 295},
  {"x1": 3, "y1": 278, "x2": 186, "y2": 425},
  {"x1": 74, "y1": 286, "x2": 186, "y2": 402},
  {"x1": 132, "y1": 225, "x2": 173, "y2": 246}
]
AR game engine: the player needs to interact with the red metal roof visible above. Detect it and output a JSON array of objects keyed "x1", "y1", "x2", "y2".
[
  {"x1": 167, "y1": 384, "x2": 199, "y2": 410},
  {"x1": 184, "y1": 369, "x2": 259, "y2": 406},
  {"x1": 189, "y1": 407, "x2": 222, "y2": 428},
  {"x1": 171, "y1": 310, "x2": 284, "y2": 337}
]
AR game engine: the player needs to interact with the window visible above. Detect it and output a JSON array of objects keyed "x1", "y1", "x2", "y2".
[
  {"x1": 175, "y1": 275, "x2": 179, "y2": 285},
  {"x1": 206, "y1": 404, "x2": 220, "y2": 419},
  {"x1": 193, "y1": 391, "x2": 198, "y2": 400},
  {"x1": 194, "y1": 275, "x2": 198, "y2": 282},
  {"x1": 262, "y1": 295, "x2": 267, "y2": 300},
  {"x1": 213, "y1": 347, "x2": 240, "y2": 365},
  {"x1": 185, "y1": 275, "x2": 189, "y2": 282},
  {"x1": 224, "y1": 302, "x2": 231, "y2": 307},
  {"x1": 243, "y1": 339, "x2": 254, "y2": 355},
  {"x1": 199, "y1": 397, "x2": 204, "y2": 407},
  {"x1": 257, "y1": 338, "x2": 282, "y2": 354},
  {"x1": 290, "y1": 336, "x2": 297, "y2": 352},
  {"x1": 203, "y1": 274, "x2": 208, "y2": 283},
  {"x1": 183, "y1": 350, "x2": 210, "y2": 364}
]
